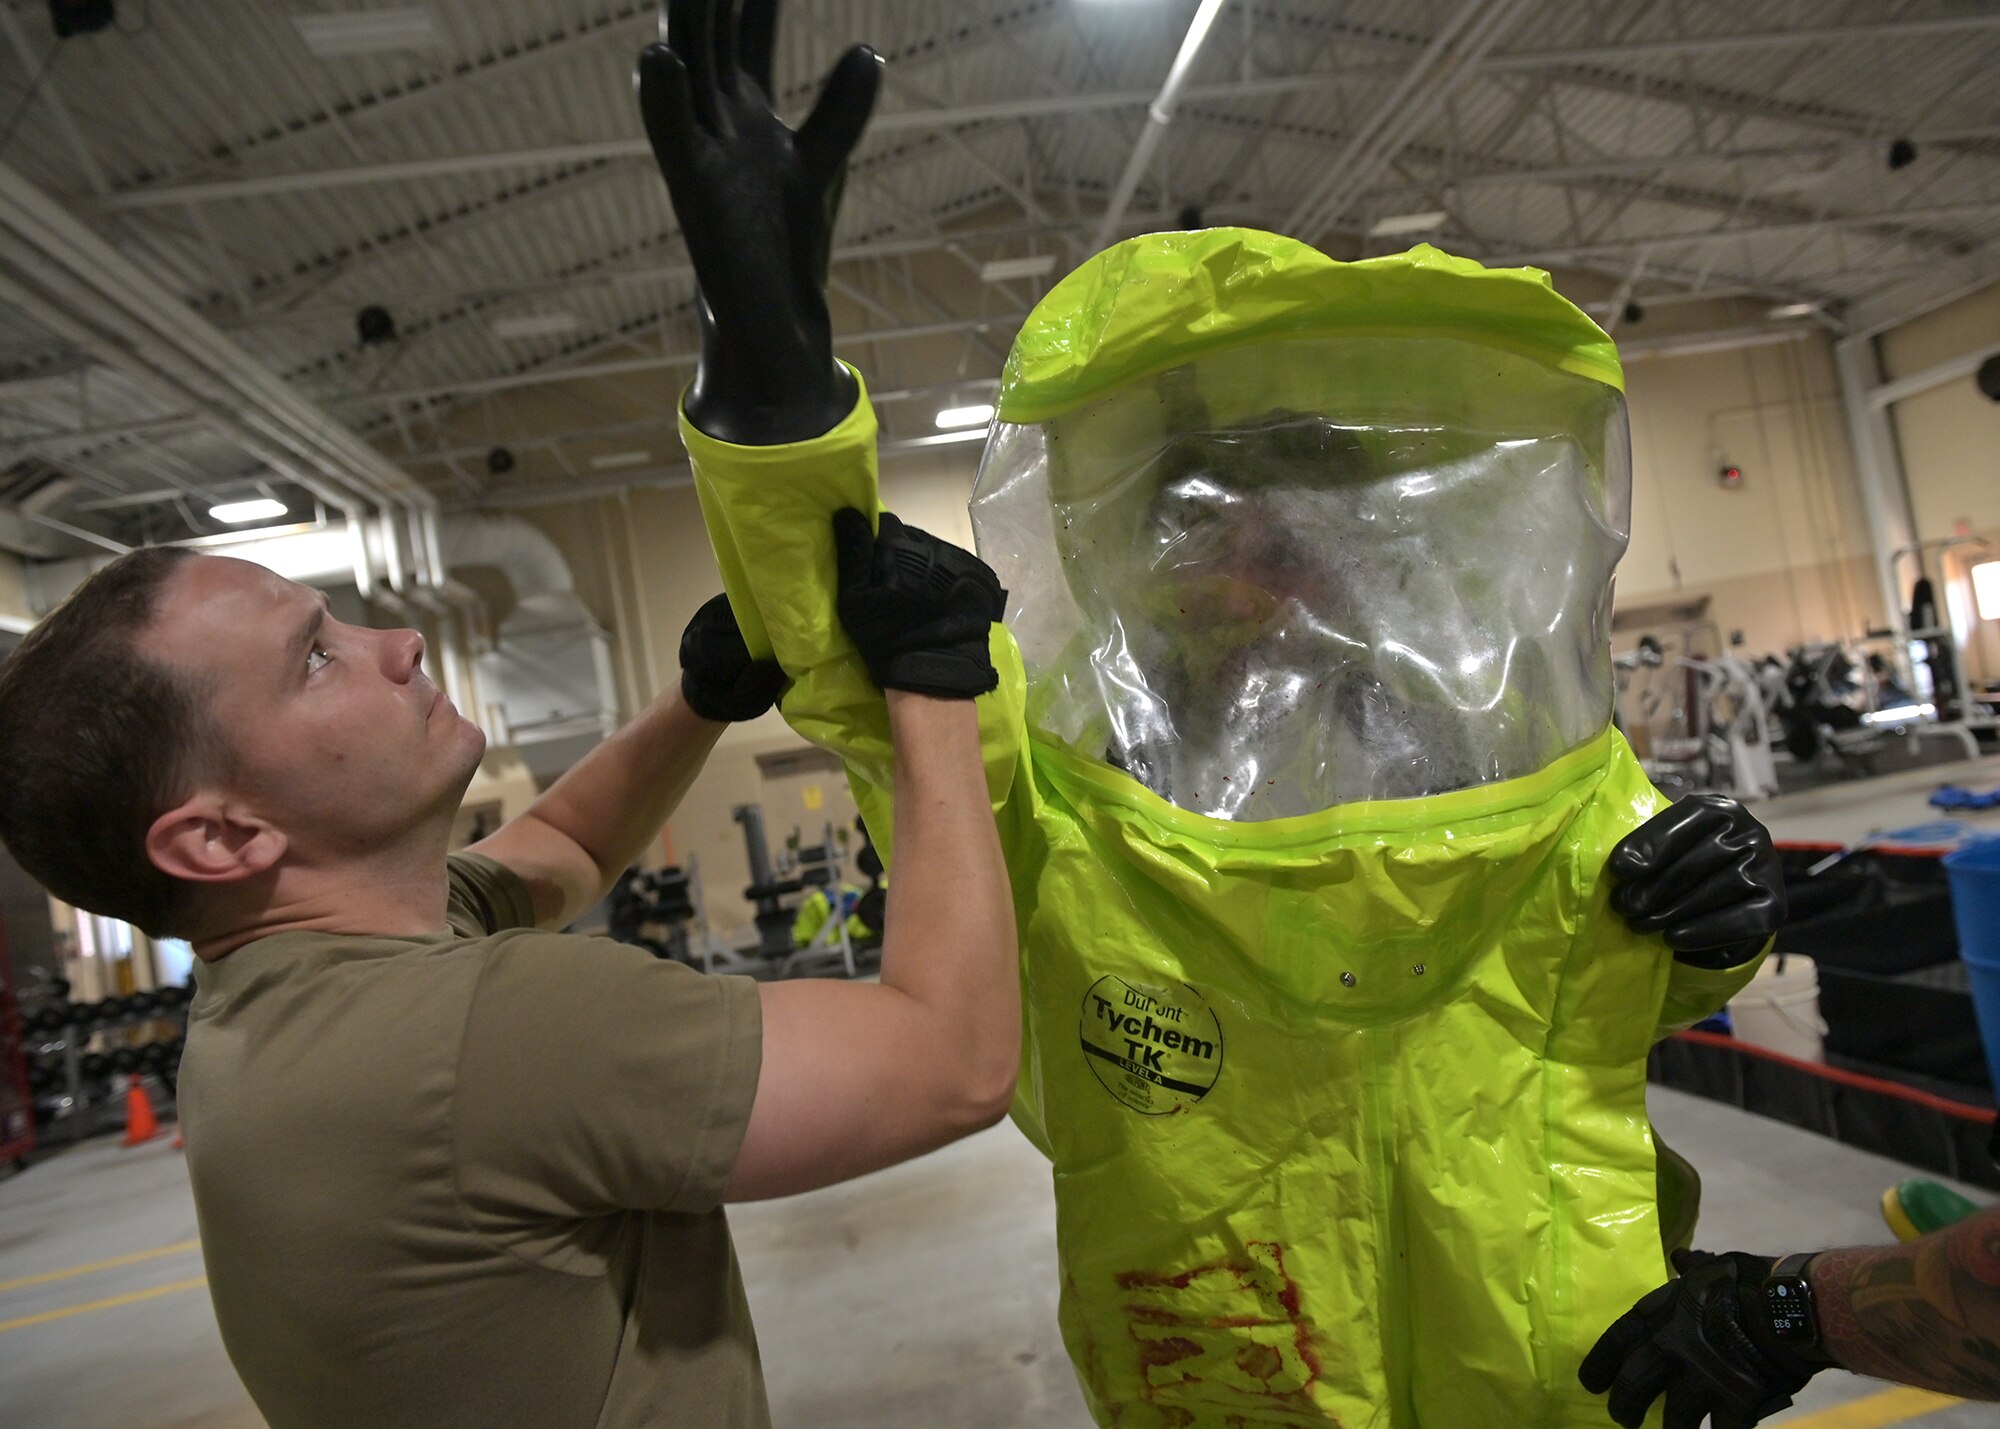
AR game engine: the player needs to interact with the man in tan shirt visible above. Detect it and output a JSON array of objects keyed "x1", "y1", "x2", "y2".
[{"x1": 0, "y1": 508, "x2": 1017, "y2": 1427}]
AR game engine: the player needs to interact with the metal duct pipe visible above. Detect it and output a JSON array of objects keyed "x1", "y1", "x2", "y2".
[
  {"x1": 435, "y1": 513, "x2": 574, "y2": 603},
  {"x1": 0, "y1": 161, "x2": 433, "y2": 521},
  {"x1": 23, "y1": 508, "x2": 429, "y2": 613},
  {"x1": 1088, "y1": 0, "x2": 1234, "y2": 252}
]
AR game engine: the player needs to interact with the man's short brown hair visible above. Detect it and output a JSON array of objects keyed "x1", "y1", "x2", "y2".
[{"x1": 0, "y1": 547, "x2": 221, "y2": 937}]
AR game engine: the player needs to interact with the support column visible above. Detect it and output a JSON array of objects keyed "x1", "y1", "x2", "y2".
[{"x1": 1834, "y1": 334, "x2": 1919, "y2": 646}]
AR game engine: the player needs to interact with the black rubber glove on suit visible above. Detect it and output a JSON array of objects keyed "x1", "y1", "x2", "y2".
[
  {"x1": 1581, "y1": 1249, "x2": 1831, "y2": 1429},
  {"x1": 833, "y1": 509, "x2": 1006, "y2": 700},
  {"x1": 638, "y1": 0, "x2": 880, "y2": 443},
  {"x1": 679, "y1": 593, "x2": 786, "y2": 722},
  {"x1": 1607, "y1": 794, "x2": 1785, "y2": 970}
]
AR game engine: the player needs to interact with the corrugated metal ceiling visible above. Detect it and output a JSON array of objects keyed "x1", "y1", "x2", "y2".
[{"x1": 1, "y1": 0, "x2": 1996, "y2": 541}]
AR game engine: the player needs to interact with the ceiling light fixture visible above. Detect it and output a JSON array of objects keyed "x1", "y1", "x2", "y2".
[
  {"x1": 587, "y1": 450, "x2": 652, "y2": 470},
  {"x1": 293, "y1": 8, "x2": 440, "y2": 57},
  {"x1": 491, "y1": 312, "x2": 579, "y2": 340},
  {"x1": 209, "y1": 498, "x2": 290, "y2": 525},
  {"x1": 1367, "y1": 210, "x2": 1447, "y2": 238},
  {"x1": 1768, "y1": 302, "x2": 1818, "y2": 320},
  {"x1": 935, "y1": 403, "x2": 995, "y2": 430},
  {"x1": 979, "y1": 254, "x2": 1057, "y2": 283}
]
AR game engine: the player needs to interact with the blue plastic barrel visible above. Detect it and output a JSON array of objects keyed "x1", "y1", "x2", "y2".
[{"x1": 1945, "y1": 838, "x2": 2000, "y2": 1091}]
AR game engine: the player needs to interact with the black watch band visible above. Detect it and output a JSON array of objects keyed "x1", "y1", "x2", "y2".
[{"x1": 1763, "y1": 1252, "x2": 1828, "y2": 1362}]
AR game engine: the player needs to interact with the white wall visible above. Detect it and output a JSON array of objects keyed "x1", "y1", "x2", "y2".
[
  {"x1": 1618, "y1": 334, "x2": 1882, "y2": 654},
  {"x1": 1876, "y1": 281, "x2": 2000, "y2": 682}
]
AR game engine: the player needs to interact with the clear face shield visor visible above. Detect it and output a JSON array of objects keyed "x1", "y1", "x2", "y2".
[{"x1": 970, "y1": 335, "x2": 1632, "y2": 820}]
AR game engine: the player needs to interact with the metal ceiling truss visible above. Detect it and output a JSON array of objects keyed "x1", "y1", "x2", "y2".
[{"x1": 6, "y1": 0, "x2": 2000, "y2": 531}]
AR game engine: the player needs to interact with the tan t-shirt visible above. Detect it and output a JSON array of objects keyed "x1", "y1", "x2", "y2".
[{"x1": 177, "y1": 854, "x2": 767, "y2": 1429}]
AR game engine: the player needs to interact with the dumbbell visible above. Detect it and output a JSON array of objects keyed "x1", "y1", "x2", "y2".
[
  {"x1": 155, "y1": 985, "x2": 190, "y2": 1010},
  {"x1": 127, "y1": 990, "x2": 159, "y2": 1016},
  {"x1": 109, "y1": 1046, "x2": 142, "y2": 1074},
  {"x1": 89, "y1": 996, "x2": 128, "y2": 1024},
  {"x1": 31, "y1": 1005, "x2": 73, "y2": 1035},
  {"x1": 79, "y1": 1052, "x2": 110, "y2": 1080},
  {"x1": 137, "y1": 1043, "x2": 169, "y2": 1075}
]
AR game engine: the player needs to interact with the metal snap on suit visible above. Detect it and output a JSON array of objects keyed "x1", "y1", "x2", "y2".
[{"x1": 681, "y1": 230, "x2": 1761, "y2": 1426}]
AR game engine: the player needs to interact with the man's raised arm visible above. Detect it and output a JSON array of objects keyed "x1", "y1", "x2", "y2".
[{"x1": 723, "y1": 509, "x2": 1017, "y2": 1199}]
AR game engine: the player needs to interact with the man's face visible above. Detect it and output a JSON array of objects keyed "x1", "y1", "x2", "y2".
[
  {"x1": 149, "y1": 557, "x2": 485, "y2": 858},
  {"x1": 1127, "y1": 426, "x2": 1375, "y2": 677},
  {"x1": 1143, "y1": 476, "x2": 1346, "y2": 632}
]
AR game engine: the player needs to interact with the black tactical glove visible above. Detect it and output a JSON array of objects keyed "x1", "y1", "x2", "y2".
[
  {"x1": 1581, "y1": 1249, "x2": 1832, "y2": 1429},
  {"x1": 638, "y1": 0, "x2": 880, "y2": 444},
  {"x1": 679, "y1": 593, "x2": 786, "y2": 722},
  {"x1": 832, "y1": 508, "x2": 1006, "y2": 699},
  {"x1": 1608, "y1": 794, "x2": 1785, "y2": 970}
]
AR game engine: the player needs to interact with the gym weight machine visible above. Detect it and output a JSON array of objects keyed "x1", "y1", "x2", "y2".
[
  {"x1": 733, "y1": 803, "x2": 874, "y2": 980},
  {"x1": 607, "y1": 856, "x2": 745, "y2": 974}
]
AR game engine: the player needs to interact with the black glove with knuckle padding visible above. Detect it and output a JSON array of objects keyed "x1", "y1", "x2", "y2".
[
  {"x1": 1581, "y1": 1248, "x2": 1832, "y2": 1429},
  {"x1": 1607, "y1": 794, "x2": 1786, "y2": 970},
  {"x1": 678, "y1": 593, "x2": 786, "y2": 722},
  {"x1": 832, "y1": 508, "x2": 1006, "y2": 700}
]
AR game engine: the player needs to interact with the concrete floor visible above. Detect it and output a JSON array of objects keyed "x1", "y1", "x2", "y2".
[
  {"x1": 0, "y1": 1087, "x2": 1993, "y2": 1428},
  {"x1": 1756, "y1": 747, "x2": 2000, "y2": 847}
]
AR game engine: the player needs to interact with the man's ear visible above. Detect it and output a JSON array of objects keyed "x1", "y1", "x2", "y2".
[{"x1": 146, "y1": 796, "x2": 286, "y2": 884}]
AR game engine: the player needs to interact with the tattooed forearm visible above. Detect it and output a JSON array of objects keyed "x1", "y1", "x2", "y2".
[{"x1": 1812, "y1": 1206, "x2": 2000, "y2": 1399}]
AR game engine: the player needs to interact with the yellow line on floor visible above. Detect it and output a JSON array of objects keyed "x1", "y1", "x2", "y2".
[
  {"x1": 0, "y1": 1274, "x2": 209, "y2": 1334},
  {"x1": 1782, "y1": 1386, "x2": 1963, "y2": 1428},
  {"x1": 0, "y1": 1238, "x2": 202, "y2": 1295}
]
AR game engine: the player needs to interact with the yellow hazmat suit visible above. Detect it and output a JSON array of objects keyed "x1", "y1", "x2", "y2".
[{"x1": 682, "y1": 231, "x2": 1757, "y2": 1426}]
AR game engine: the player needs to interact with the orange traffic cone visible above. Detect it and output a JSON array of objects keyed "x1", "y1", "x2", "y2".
[{"x1": 122, "y1": 1079, "x2": 159, "y2": 1146}]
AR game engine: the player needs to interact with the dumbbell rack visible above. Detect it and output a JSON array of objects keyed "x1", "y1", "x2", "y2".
[
  {"x1": 20, "y1": 986, "x2": 191, "y2": 1150},
  {"x1": 0, "y1": 923, "x2": 32, "y2": 1167}
]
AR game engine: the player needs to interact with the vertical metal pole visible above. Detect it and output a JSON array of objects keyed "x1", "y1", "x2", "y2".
[{"x1": 1833, "y1": 335, "x2": 1919, "y2": 654}]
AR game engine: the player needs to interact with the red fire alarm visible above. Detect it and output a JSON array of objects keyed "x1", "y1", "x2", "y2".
[{"x1": 1718, "y1": 464, "x2": 1744, "y2": 489}]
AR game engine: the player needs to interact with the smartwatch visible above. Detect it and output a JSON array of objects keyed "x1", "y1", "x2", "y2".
[{"x1": 1762, "y1": 1252, "x2": 1826, "y2": 1359}]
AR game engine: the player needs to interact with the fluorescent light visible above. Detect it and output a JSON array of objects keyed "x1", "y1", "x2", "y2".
[
  {"x1": 587, "y1": 450, "x2": 651, "y2": 470},
  {"x1": 1973, "y1": 560, "x2": 2000, "y2": 621},
  {"x1": 1368, "y1": 209, "x2": 1447, "y2": 238},
  {"x1": 1768, "y1": 302, "x2": 1818, "y2": 319},
  {"x1": 491, "y1": 312, "x2": 578, "y2": 340},
  {"x1": 293, "y1": 8, "x2": 439, "y2": 57},
  {"x1": 1862, "y1": 702, "x2": 1936, "y2": 726},
  {"x1": 980, "y1": 254, "x2": 1057, "y2": 283},
  {"x1": 935, "y1": 403, "x2": 995, "y2": 430},
  {"x1": 208, "y1": 498, "x2": 289, "y2": 525},
  {"x1": 904, "y1": 429, "x2": 991, "y2": 448}
]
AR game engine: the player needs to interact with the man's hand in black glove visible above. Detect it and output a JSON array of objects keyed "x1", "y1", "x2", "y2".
[
  {"x1": 1608, "y1": 793, "x2": 1785, "y2": 970},
  {"x1": 832, "y1": 509, "x2": 1006, "y2": 699},
  {"x1": 679, "y1": 593, "x2": 786, "y2": 722},
  {"x1": 638, "y1": 0, "x2": 881, "y2": 443},
  {"x1": 1581, "y1": 1249, "x2": 1832, "y2": 1429}
]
